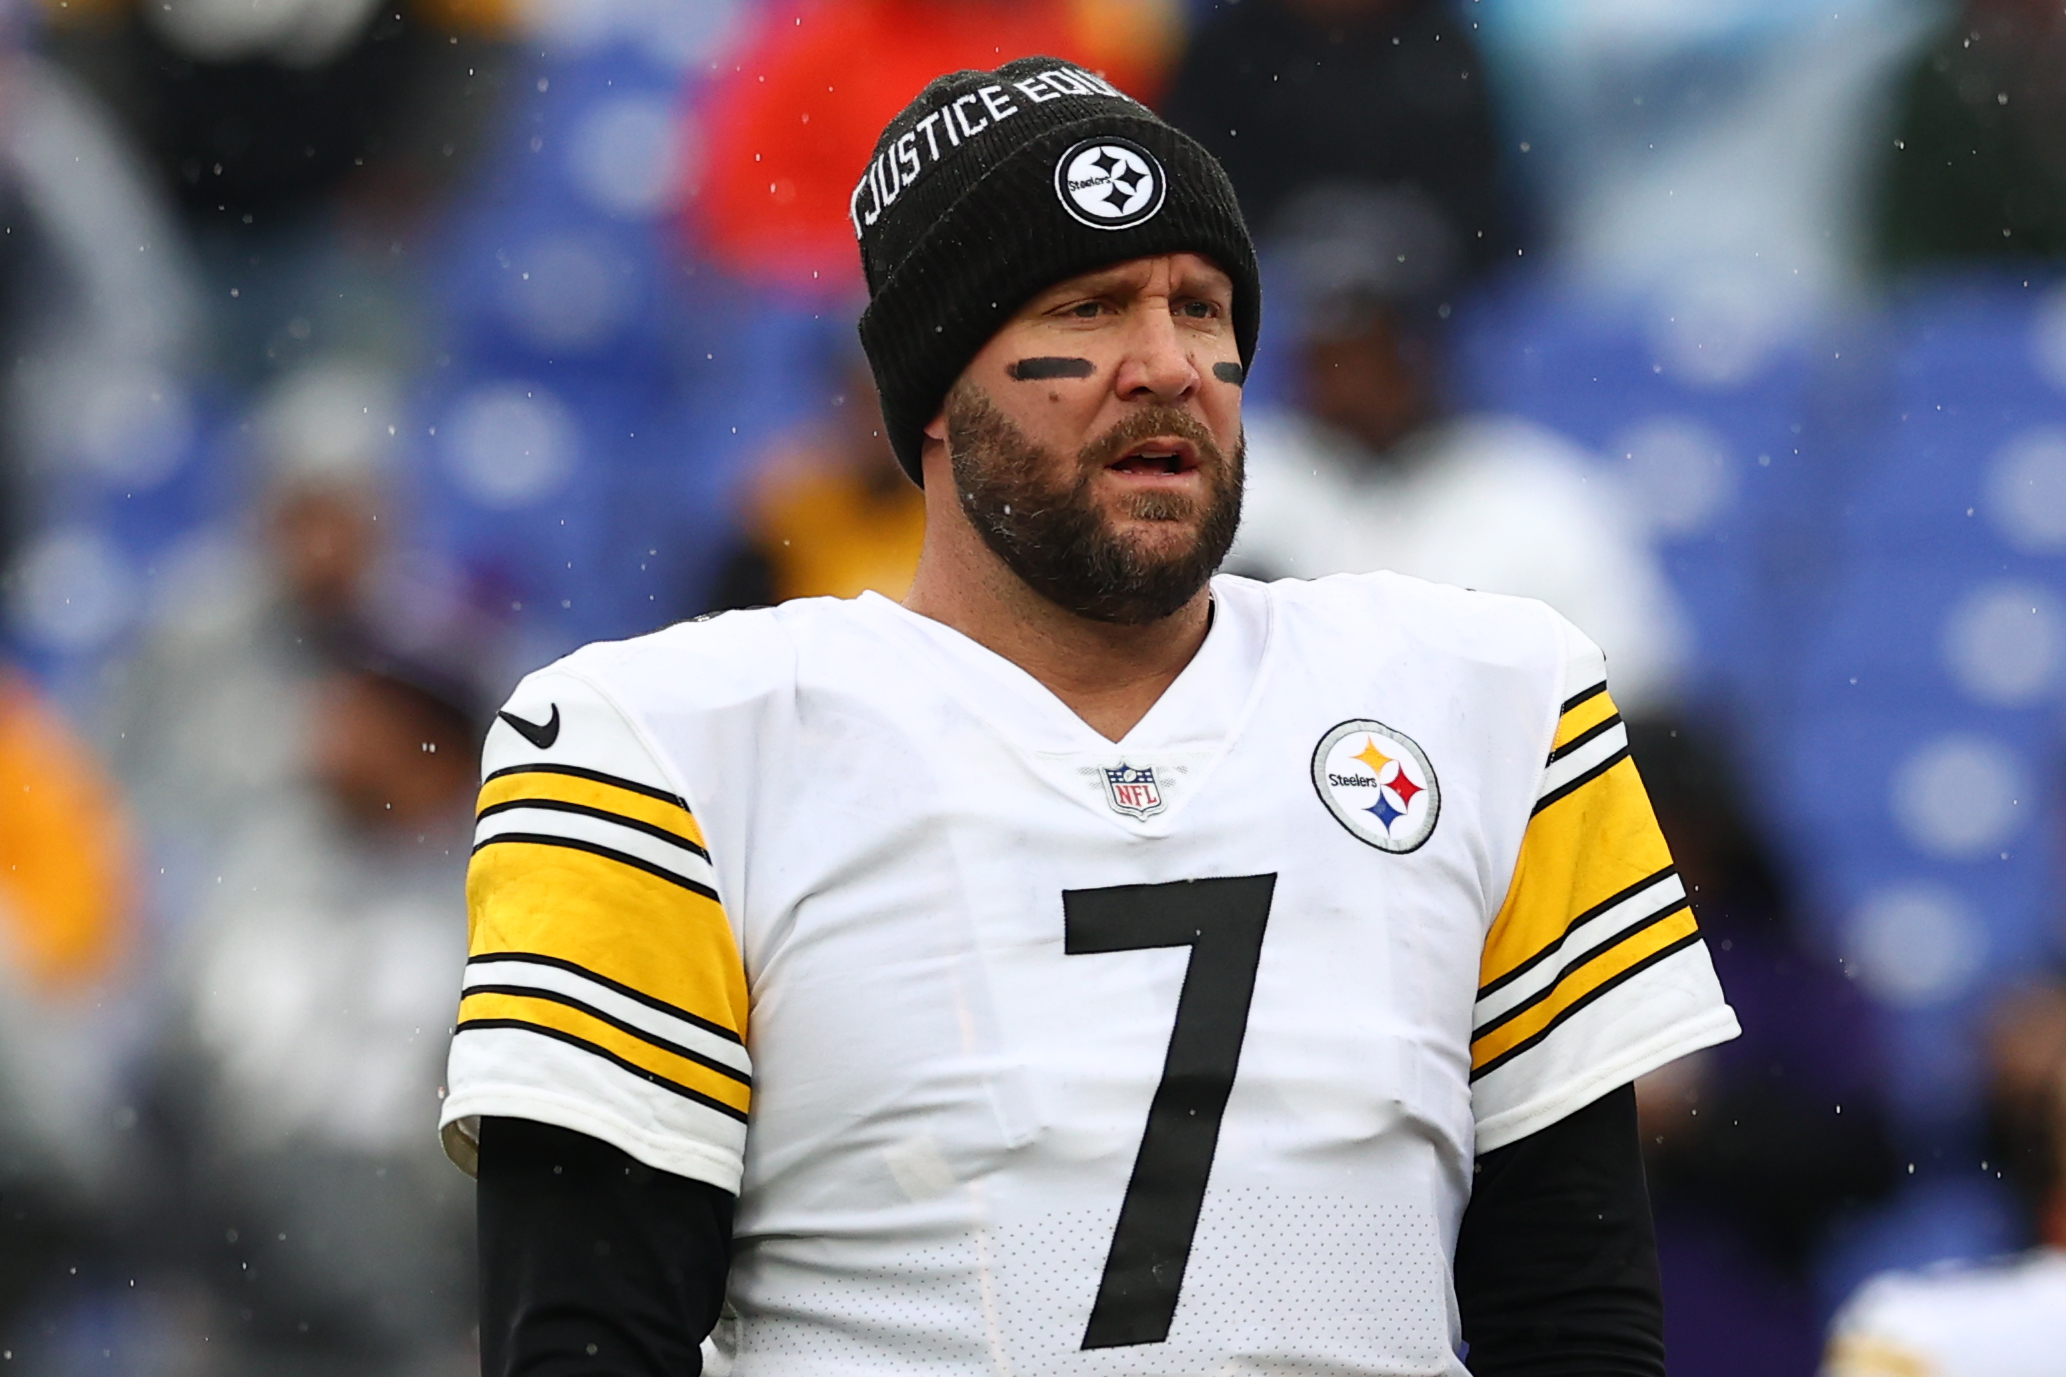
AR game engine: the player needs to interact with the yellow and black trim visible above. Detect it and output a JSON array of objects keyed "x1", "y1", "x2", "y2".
[
  {"x1": 478, "y1": 763, "x2": 708, "y2": 852},
  {"x1": 1478, "y1": 864, "x2": 1681, "y2": 1001},
  {"x1": 464, "y1": 763, "x2": 749, "y2": 1054},
  {"x1": 1469, "y1": 920, "x2": 1703, "y2": 1080},
  {"x1": 476, "y1": 797, "x2": 710, "y2": 861},
  {"x1": 464, "y1": 949, "x2": 743, "y2": 1045},
  {"x1": 454, "y1": 1003, "x2": 752, "y2": 1123},
  {"x1": 1475, "y1": 680, "x2": 1700, "y2": 1079},
  {"x1": 472, "y1": 831, "x2": 721, "y2": 903},
  {"x1": 1555, "y1": 681, "x2": 1611, "y2": 736}
]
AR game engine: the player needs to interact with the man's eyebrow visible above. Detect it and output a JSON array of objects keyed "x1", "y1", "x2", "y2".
[
  {"x1": 1039, "y1": 271, "x2": 1134, "y2": 301},
  {"x1": 1026, "y1": 264, "x2": 1230, "y2": 310}
]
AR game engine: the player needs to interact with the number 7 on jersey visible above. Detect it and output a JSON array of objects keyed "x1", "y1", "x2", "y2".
[{"x1": 1063, "y1": 873, "x2": 1277, "y2": 1350}]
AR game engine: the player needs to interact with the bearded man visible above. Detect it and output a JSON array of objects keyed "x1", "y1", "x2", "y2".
[{"x1": 439, "y1": 58, "x2": 1738, "y2": 1377}]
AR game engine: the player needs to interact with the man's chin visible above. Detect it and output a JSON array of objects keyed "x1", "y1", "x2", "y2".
[{"x1": 1106, "y1": 521, "x2": 1213, "y2": 566}]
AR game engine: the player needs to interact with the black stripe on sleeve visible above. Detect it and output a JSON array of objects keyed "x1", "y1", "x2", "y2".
[
  {"x1": 471, "y1": 833, "x2": 721, "y2": 904},
  {"x1": 1472, "y1": 901, "x2": 1694, "y2": 1043},
  {"x1": 1477, "y1": 866, "x2": 1679, "y2": 1001},
  {"x1": 476, "y1": 797, "x2": 711, "y2": 861},
  {"x1": 484, "y1": 762, "x2": 691, "y2": 810},
  {"x1": 454, "y1": 1018, "x2": 751, "y2": 1123},
  {"x1": 1545, "y1": 712, "x2": 1624, "y2": 766},
  {"x1": 463, "y1": 984, "x2": 751, "y2": 1087},
  {"x1": 1532, "y1": 747, "x2": 1632, "y2": 817},
  {"x1": 1559, "y1": 682, "x2": 1608, "y2": 716},
  {"x1": 1469, "y1": 933, "x2": 1704, "y2": 1083},
  {"x1": 467, "y1": 951, "x2": 744, "y2": 1046}
]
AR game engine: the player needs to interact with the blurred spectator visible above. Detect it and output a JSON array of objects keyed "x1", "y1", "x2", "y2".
[
  {"x1": 41, "y1": 0, "x2": 516, "y2": 389},
  {"x1": 1878, "y1": 0, "x2": 2066, "y2": 266},
  {"x1": 1229, "y1": 267, "x2": 1687, "y2": 711},
  {"x1": 1630, "y1": 721, "x2": 1897, "y2": 1377},
  {"x1": 60, "y1": 0, "x2": 508, "y2": 217},
  {"x1": 694, "y1": 0, "x2": 1180, "y2": 292},
  {"x1": 705, "y1": 347, "x2": 923, "y2": 609},
  {"x1": 0, "y1": 32, "x2": 200, "y2": 545},
  {"x1": 146, "y1": 648, "x2": 479, "y2": 1376},
  {"x1": 1819, "y1": 977, "x2": 2066, "y2": 1376},
  {"x1": 1164, "y1": 0, "x2": 1512, "y2": 279},
  {"x1": 101, "y1": 361, "x2": 406, "y2": 863}
]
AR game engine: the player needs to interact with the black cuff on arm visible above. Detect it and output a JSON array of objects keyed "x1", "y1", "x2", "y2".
[
  {"x1": 476, "y1": 1116, "x2": 736, "y2": 1377},
  {"x1": 1453, "y1": 1083, "x2": 1666, "y2": 1377}
]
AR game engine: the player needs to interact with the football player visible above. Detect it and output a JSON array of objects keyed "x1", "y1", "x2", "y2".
[{"x1": 442, "y1": 57, "x2": 1739, "y2": 1377}]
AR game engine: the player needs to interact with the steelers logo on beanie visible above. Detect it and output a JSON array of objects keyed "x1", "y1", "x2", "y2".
[{"x1": 852, "y1": 57, "x2": 1260, "y2": 484}]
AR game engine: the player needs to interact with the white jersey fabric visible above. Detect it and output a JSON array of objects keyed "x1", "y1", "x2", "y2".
[
  {"x1": 441, "y1": 571, "x2": 1737, "y2": 1376},
  {"x1": 1821, "y1": 1249, "x2": 2066, "y2": 1377}
]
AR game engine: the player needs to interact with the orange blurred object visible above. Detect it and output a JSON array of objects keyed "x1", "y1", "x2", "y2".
[
  {"x1": 746, "y1": 451, "x2": 928, "y2": 602},
  {"x1": 693, "y1": 0, "x2": 1180, "y2": 291},
  {"x1": 0, "y1": 673, "x2": 136, "y2": 995}
]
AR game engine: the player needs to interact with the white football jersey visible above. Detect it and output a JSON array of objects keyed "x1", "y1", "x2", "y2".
[
  {"x1": 1822, "y1": 1250, "x2": 2066, "y2": 1377},
  {"x1": 440, "y1": 571, "x2": 1738, "y2": 1376}
]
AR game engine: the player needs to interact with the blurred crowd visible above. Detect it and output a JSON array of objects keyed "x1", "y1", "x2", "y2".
[{"x1": 0, "y1": 0, "x2": 2062, "y2": 1373}]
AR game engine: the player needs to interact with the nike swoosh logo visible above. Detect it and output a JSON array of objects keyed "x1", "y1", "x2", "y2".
[{"x1": 497, "y1": 704, "x2": 560, "y2": 749}]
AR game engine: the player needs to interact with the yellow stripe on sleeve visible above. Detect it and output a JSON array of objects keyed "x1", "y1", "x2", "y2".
[
  {"x1": 477, "y1": 767, "x2": 708, "y2": 852},
  {"x1": 1481, "y1": 753, "x2": 1675, "y2": 992},
  {"x1": 466, "y1": 840, "x2": 748, "y2": 1043},
  {"x1": 1470, "y1": 906, "x2": 1701, "y2": 1070},
  {"x1": 1552, "y1": 685, "x2": 1617, "y2": 752},
  {"x1": 455, "y1": 988, "x2": 752, "y2": 1118}
]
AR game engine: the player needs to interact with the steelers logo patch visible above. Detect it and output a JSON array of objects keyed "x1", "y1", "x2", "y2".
[
  {"x1": 1055, "y1": 138, "x2": 1166, "y2": 231},
  {"x1": 1311, "y1": 719, "x2": 1440, "y2": 854}
]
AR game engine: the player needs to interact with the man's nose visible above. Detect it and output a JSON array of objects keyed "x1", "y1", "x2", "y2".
[{"x1": 1115, "y1": 303, "x2": 1200, "y2": 404}]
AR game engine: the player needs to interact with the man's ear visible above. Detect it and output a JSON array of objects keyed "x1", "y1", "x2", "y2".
[{"x1": 918, "y1": 410, "x2": 952, "y2": 491}]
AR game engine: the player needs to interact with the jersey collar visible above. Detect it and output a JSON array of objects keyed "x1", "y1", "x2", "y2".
[{"x1": 853, "y1": 578, "x2": 1277, "y2": 832}]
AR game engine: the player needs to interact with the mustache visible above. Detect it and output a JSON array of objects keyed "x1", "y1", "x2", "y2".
[{"x1": 1078, "y1": 405, "x2": 1228, "y2": 472}]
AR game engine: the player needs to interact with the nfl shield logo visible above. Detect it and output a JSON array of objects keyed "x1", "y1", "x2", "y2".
[{"x1": 1102, "y1": 763, "x2": 1165, "y2": 820}]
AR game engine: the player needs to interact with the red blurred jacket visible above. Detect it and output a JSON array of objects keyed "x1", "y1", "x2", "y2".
[{"x1": 692, "y1": 0, "x2": 1177, "y2": 291}]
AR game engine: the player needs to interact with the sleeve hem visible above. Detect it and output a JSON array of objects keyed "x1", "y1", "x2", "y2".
[
  {"x1": 1472, "y1": 1005, "x2": 1741, "y2": 1155},
  {"x1": 439, "y1": 1088, "x2": 744, "y2": 1193}
]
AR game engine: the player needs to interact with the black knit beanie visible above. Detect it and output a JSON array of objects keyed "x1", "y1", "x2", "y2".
[{"x1": 853, "y1": 57, "x2": 1260, "y2": 483}]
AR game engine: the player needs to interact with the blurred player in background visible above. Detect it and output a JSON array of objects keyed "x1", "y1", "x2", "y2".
[
  {"x1": 442, "y1": 60, "x2": 1736, "y2": 1377},
  {"x1": 1226, "y1": 208, "x2": 1687, "y2": 715},
  {"x1": 104, "y1": 362, "x2": 407, "y2": 865},
  {"x1": 149, "y1": 646, "x2": 481, "y2": 1376},
  {"x1": 1820, "y1": 977, "x2": 2066, "y2": 1377}
]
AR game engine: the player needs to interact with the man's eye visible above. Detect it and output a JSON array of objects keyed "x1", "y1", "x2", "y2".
[
  {"x1": 1069, "y1": 301, "x2": 1105, "y2": 318},
  {"x1": 1178, "y1": 300, "x2": 1218, "y2": 319}
]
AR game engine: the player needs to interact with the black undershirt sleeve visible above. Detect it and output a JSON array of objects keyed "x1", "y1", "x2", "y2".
[
  {"x1": 1453, "y1": 1083, "x2": 1667, "y2": 1377},
  {"x1": 475, "y1": 1116, "x2": 735, "y2": 1377}
]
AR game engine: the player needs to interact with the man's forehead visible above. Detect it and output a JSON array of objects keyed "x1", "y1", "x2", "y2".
[{"x1": 1032, "y1": 253, "x2": 1235, "y2": 302}]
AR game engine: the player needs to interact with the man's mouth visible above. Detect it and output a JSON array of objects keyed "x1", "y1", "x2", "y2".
[{"x1": 1107, "y1": 438, "x2": 1200, "y2": 477}]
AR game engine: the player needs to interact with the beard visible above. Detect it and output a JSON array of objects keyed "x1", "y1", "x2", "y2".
[{"x1": 944, "y1": 384, "x2": 1244, "y2": 626}]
